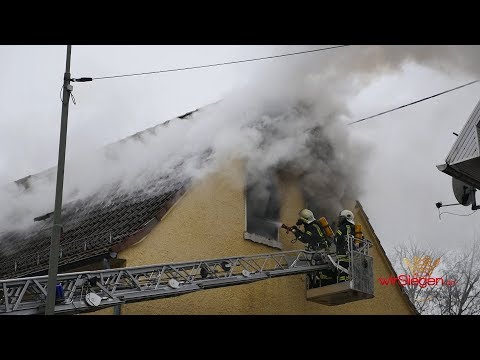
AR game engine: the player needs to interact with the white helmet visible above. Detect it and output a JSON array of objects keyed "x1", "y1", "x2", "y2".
[
  {"x1": 299, "y1": 209, "x2": 315, "y2": 224},
  {"x1": 340, "y1": 209, "x2": 355, "y2": 225}
]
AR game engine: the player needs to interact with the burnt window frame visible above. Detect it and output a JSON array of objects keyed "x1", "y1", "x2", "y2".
[{"x1": 243, "y1": 168, "x2": 282, "y2": 250}]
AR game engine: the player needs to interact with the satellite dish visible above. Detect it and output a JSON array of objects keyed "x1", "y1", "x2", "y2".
[
  {"x1": 242, "y1": 270, "x2": 251, "y2": 278},
  {"x1": 85, "y1": 292, "x2": 102, "y2": 307},
  {"x1": 452, "y1": 178, "x2": 476, "y2": 206},
  {"x1": 168, "y1": 279, "x2": 180, "y2": 289}
]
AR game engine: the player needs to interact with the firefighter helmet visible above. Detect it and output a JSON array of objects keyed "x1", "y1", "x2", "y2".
[
  {"x1": 339, "y1": 209, "x2": 355, "y2": 225},
  {"x1": 299, "y1": 209, "x2": 315, "y2": 224}
]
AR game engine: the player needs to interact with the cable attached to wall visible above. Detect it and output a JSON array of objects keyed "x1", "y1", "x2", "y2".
[{"x1": 438, "y1": 209, "x2": 477, "y2": 220}]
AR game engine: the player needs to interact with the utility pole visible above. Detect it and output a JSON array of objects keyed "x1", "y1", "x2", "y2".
[{"x1": 45, "y1": 45, "x2": 72, "y2": 315}]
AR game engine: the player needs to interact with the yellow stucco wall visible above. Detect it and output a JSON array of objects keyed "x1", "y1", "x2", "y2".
[{"x1": 92, "y1": 161, "x2": 415, "y2": 315}]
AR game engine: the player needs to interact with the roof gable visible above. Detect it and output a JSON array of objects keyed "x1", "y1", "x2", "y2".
[
  {"x1": 446, "y1": 97, "x2": 480, "y2": 165},
  {"x1": 355, "y1": 201, "x2": 419, "y2": 314}
]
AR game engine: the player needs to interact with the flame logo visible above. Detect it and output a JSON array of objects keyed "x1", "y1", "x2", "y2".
[{"x1": 403, "y1": 256, "x2": 441, "y2": 277}]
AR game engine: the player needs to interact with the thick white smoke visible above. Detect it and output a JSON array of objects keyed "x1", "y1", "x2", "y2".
[{"x1": 1, "y1": 45, "x2": 480, "y2": 246}]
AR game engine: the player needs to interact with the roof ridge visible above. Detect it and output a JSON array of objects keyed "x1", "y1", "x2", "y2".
[{"x1": 7, "y1": 105, "x2": 208, "y2": 189}]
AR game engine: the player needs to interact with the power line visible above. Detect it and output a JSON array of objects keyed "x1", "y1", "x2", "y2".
[
  {"x1": 73, "y1": 45, "x2": 350, "y2": 82},
  {"x1": 348, "y1": 80, "x2": 480, "y2": 125},
  {"x1": 73, "y1": 46, "x2": 479, "y2": 127}
]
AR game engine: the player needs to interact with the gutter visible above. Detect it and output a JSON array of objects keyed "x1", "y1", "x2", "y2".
[{"x1": 437, "y1": 163, "x2": 480, "y2": 190}]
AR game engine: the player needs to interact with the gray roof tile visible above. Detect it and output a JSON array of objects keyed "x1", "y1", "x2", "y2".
[{"x1": 0, "y1": 108, "x2": 201, "y2": 279}]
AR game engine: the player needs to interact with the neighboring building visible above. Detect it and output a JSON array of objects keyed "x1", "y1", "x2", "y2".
[
  {"x1": 437, "y1": 97, "x2": 480, "y2": 189},
  {"x1": 0, "y1": 108, "x2": 417, "y2": 315}
]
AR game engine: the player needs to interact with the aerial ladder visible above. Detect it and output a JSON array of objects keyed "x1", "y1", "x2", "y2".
[{"x1": 0, "y1": 236, "x2": 374, "y2": 315}]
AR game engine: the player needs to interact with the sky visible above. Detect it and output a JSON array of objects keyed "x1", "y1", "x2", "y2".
[{"x1": 1, "y1": 45, "x2": 480, "y2": 258}]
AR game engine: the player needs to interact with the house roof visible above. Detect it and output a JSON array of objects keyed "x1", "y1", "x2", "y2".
[
  {"x1": 437, "y1": 97, "x2": 480, "y2": 190},
  {"x1": 0, "y1": 108, "x2": 200, "y2": 279},
  {"x1": 445, "y1": 97, "x2": 480, "y2": 165},
  {"x1": 355, "y1": 200, "x2": 419, "y2": 315}
]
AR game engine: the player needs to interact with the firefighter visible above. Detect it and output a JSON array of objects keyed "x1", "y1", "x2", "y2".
[
  {"x1": 290, "y1": 209, "x2": 335, "y2": 287},
  {"x1": 290, "y1": 209, "x2": 329, "y2": 251},
  {"x1": 334, "y1": 209, "x2": 355, "y2": 282}
]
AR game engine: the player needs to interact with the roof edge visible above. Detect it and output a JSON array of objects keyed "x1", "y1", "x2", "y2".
[
  {"x1": 111, "y1": 184, "x2": 189, "y2": 254},
  {"x1": 355, "y1": 200, "x2": 420, "y2": 315},
  {"x1": 437, "y1": 161, "x2": 480, "y2": 190}
]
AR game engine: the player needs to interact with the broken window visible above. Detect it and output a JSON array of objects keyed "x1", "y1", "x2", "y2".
[{"x1": 244, "y1": 169, "x2": 282, "y2": 249}]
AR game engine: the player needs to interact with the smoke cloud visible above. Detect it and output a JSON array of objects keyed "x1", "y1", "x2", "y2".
[{"x1": 2, "y1": 45, "x2": 480, "y2": 248}]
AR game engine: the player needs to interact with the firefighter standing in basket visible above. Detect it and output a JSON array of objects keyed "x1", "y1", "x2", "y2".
[
  {"x1": 288, "y1": 209, "x2": 335, "y2": 287},
  {"x1": 334, "y1": 209, "x2": 355, "y2": 282}
]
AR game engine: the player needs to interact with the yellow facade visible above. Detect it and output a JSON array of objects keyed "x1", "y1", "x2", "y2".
[{"x1": 92, "y1": 161, "x2": 415, "y2": 315}]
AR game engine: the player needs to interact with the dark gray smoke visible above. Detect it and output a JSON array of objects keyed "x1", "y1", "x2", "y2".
[
  {"x1": 235, "y1": 45, "x2": 480, "y2": 221},
  {"x1": 2, "y1": 45, "x2": 480, "y2": 236},
  {"x1": 228, "y1": 92, "x2": 370, "y2": 223}
]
